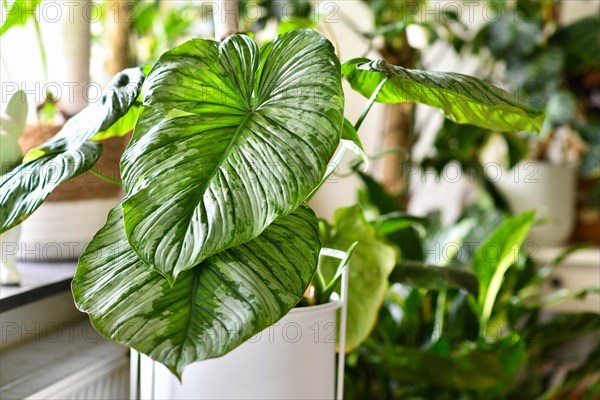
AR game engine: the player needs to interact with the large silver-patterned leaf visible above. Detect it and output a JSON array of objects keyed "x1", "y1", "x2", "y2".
[
  {"x1": 0, "y1": 143, "x2": 102, "y2": 233},
  {"x1": 72, "y1": 204, "x2": 320, "y2": 377},
  {"x1": 342, "y1": 58, "x2": 544, "y2": 133},
  {"x1": 0, "y1": 68, "x2": 144, "y2": 233},
  {"x1": 120, "y1": 30, "x2": 344, "y2": 281},
  {"x1": 23, "y1": 68, "x2": 144, "y2": 162}
]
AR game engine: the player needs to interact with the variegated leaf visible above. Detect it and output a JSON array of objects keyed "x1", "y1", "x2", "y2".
[
  {"x1": 72, "y1": 204, "x2": 320, "y2": 377},
  {"x1": 342, "y1": 58, "x2": 544, "y2": 133},
  {"x1": 120, "y1": 30, "x2": 344, "y2": 281}
]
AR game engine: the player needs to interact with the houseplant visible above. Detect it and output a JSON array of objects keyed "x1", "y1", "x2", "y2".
[
  {"x1": 341, "y1": 176, "x2": 600, "y2": 398},
  {"x1": 424, "y1": 2, "x2": 600, "y2": 245},
  {"x1": 0, "y1": 22, "x2": 544, "y2": 397},
  {"x1": 0, "y1": 0, "x2": 134, "y2": 260},
  {"x1": 0, "y1": 90, "x2": 27, "y2": 285}
]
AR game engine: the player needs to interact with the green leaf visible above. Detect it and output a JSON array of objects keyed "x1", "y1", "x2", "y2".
[
  {"x1": 278, "y1": 18, "x2": 316, "y2": 34},
  {"x1": 23, "y1": 68, "x2": 145, "y2": 163},
  {"x1": 356, "y1": 171, "x2": 400, "y2": 215},
  {"x1": 72, "y1": 204, "x2": 320, "y2": 378},
  {"x1": 473, "y1": 211, "x2": 535, "y2": 324},
  {"x1": 391, "y1": 262, "x2": 479, "y2": 297},
  {"x1": 341, "y1": 118, "x2": 368, "y2": 168},
  {"x1": 0, "y1": 143, "x2": 102, "y2": 233},
  {"x1": 0, "y1": 68, "x2": 145, "y2": 233},
  {"x1": 524, "y1": 313, "x2": 600, "y2": 350},
  {"x1": 121, "y1": 30, "x2": 344, "y2": 281},
  {"x1": 91, "y1": 103, "x2": 140, "y2": 141},
  {"x1": 550, "y1": 16, "x2": 600, "y2": 74},
  {"x1": 0, "y1": 0, "x2": 41, "y2": 36},
  {"x1": 378, "y1": 343, "x2": 519, "y2": 391},
  {"x1": 342, "y1": 58, "x2": 545, "y2": 133},
  {"x1": 375, "y1": 212, "x2": 427, "y2": 236},
  {"x1": 321, "y1": 205, "x2": 396, "y2": 351},
  {"x1": 1, "y1": 89, "x2": 28, "y2": 138},
  {"x1": 1, "y1": 90, "x2": 28, "y2": 171}
]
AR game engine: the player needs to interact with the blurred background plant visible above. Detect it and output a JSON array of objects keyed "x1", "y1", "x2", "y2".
[
  {"x1": 1, "y1": 0, "x2": 597, "y2": 397},
  {"x1": 342, "y1": 175, "x2": 600, "y2": 399}
]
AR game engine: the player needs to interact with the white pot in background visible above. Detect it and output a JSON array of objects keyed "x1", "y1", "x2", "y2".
[
  {"x1": 492, "y1": 161, "x2": 577, "y2": 246},
  {"x1": 1, "y1": 225, "x2": 22, "y2": 285},
  {"x1": 18, "y1": 197, "x2": 120, "y2": 262},
  {"x1": 136, "y1": 299, "x2": 343, "y2": 400}
]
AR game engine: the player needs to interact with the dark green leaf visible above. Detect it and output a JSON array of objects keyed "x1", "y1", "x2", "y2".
[
  {"x1": 72, "y1": 204, "x2": 320, "y2": 378},
  {"x1": 524, "y1": 313, "x2": 600, "y2": 350},
  {"x1": 121, "y1": 30, "x2": 344, "y2": 281},
  {"x1": 342, "y1": 58, "x2": 545, "y2": 133},
  {"x1": 356, "y1": 171, "x2": 400, "y2": 215},
  {"x1": 390, "y1": 262, "x2": 479, "y2": 297},
  {"x1": 378, "y1": 343, "x2": 519, "y2": 391},
  {"x1": 550, "y1": 16, "x2": 600, "y2": 74}
]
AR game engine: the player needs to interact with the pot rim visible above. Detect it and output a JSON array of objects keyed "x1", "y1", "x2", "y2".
[{"x1": 290, "y1": 293, "x2": 342, "y2": 315}]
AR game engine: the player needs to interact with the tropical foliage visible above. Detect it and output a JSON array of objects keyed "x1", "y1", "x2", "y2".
[{"x1": 0, "y1": 28, "x2": 543, "y2": 376}]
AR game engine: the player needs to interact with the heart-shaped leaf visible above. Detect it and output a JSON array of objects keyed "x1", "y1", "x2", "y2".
[
  {"x1": 0, "y1": 68, "x2": 145, "y2": 233},
  {"x1": 342, "y1": 58, "x2": 544, "y2": 133},
  {"x1": 120, "y1": 30, "x2": 344, "y2": 281},
  {"x1": 72, "y1": 204, "x2": 320, "y2": 377}
]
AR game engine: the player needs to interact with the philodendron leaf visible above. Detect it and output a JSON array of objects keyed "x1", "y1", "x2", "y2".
[
  {"x1": 72, "y1": 204, "x2": 320, "y2": 378},
  {"x1": 321, "y1": 205, "x2": 395, "y2": 351},
  {"x1": 342, "y1": 58, "x2": 545, "y2": 133},
  {"x1": 24, "y1": 68, "x2": 144, "y2": 163},
  {"x1": 0, "y1": 68, "x2": 145, "y2": 233},
  {"x1": 0, "y1": 143, "x2": 102, "y2": 233},
  {"x1": 121, "y1": 30, "x2": 344, "y2": 281}
]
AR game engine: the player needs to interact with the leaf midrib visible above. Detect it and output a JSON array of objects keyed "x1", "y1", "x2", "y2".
[{"x1": 177, "y1": 111, "x2": 254, "y2": 262}]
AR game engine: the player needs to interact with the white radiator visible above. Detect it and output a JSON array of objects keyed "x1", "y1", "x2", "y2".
[{"x1": 1, "y1": 319, "x2": 129, "y2": 400}]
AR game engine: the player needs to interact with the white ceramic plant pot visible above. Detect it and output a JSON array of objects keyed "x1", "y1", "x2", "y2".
[
  {"x1": 18, "y1": 197, "x2": 120, "y2": 262},
  {"x1": 492, "y1": 161, "x2": 577, "y2": 247},
  {"x1": 136, "y1": 299, "x2": 342, "y2": 400},
  {"x1": 1, "y1": 225, "x2": 22, "y2": 285}
]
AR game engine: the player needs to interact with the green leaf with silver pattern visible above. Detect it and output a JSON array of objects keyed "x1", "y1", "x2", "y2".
[
  {"x1": 0, "y1": 68, "x2": 144, "y2": 233},
  {"x1": 342, "y1": 58, "x2": 544, "y2": 133},
  {"x1": 121, "y1": 30, "x2": 344, "y2": 282},
  {"x1": 72, "y1": 204, "x2": 320, "y2": 378}
]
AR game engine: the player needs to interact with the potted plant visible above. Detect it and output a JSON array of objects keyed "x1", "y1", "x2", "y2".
[
  {"x1": 0, "y1": 11, "x2": 544, "y2": 396},
  {"x1": 0, "y1": 0, "x2": 135, "y2": 261},
  {"x1": 341, "y1": 184, "x2": 600, "y2": 398},
  {"x1": 0, "y1": 90, "x2": 27, "y2": 285},
  {"x1": 423, "y1": 2, "x2": 599, "y2": 246}
]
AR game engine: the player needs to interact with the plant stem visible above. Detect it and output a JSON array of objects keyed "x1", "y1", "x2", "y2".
[
  {"x1": 312, "y1": 269, "x2": 327, "y2": 304},
  {"x1": 354, "y1": 77, "x2": 388, "y2": 132},
  {"x1": 32, "y1": 19, "x2": 48, "y2": 84},
  {"x1": 90, "y1": 168, "x2": 122, "y2": 186},
  {"x1": 214, "y1": 0, "x2": 239, "y2": 40}
]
